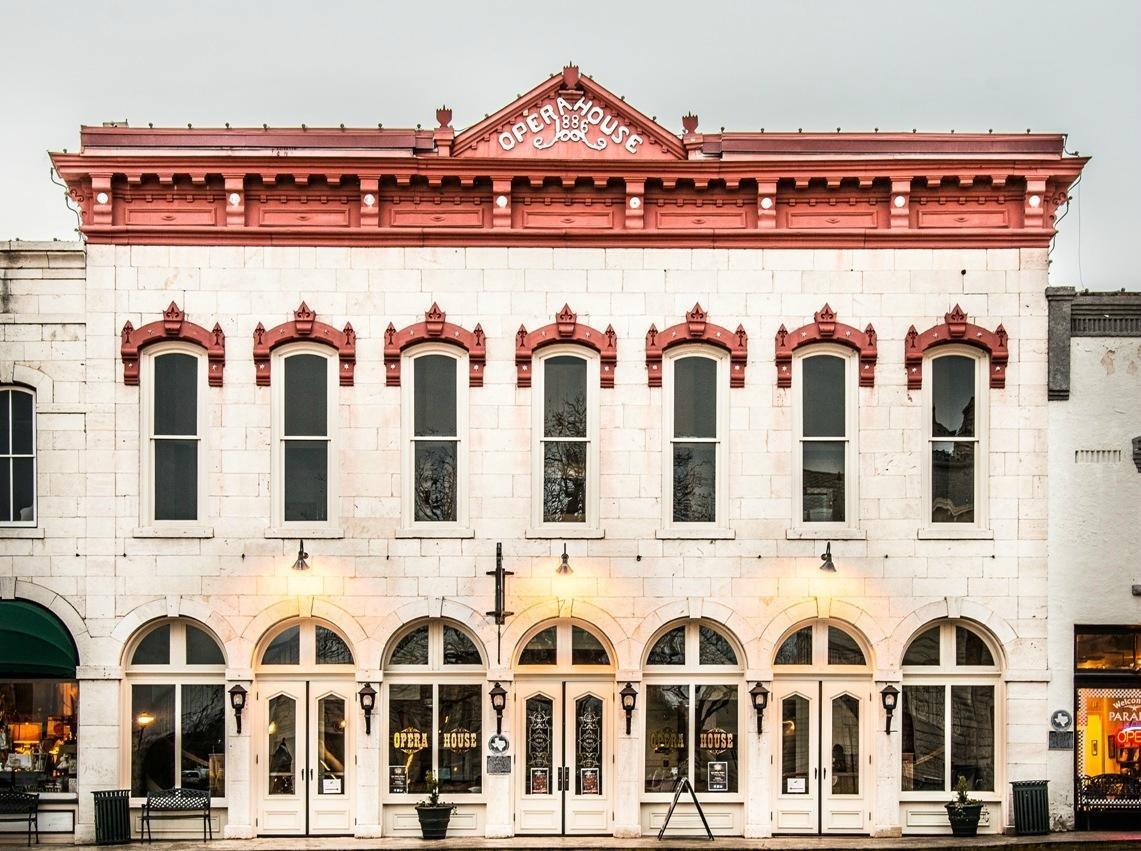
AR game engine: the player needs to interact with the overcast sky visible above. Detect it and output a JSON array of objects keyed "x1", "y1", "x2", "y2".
[{"x1": 3, "y1": 0, "x2": 1136, "y2": 289}]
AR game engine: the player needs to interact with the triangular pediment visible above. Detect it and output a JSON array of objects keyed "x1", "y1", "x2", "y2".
[{"x1": 453, "y1": 66, "x2": 686, "y2": 161}]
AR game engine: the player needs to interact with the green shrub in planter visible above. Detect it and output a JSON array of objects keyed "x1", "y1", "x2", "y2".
[
  {"x1": 415, "y1": 771, "x2": 455, "y2": 840},
  {"x1": 945, "y1": 775, "x2": 984, "y2": 837}
]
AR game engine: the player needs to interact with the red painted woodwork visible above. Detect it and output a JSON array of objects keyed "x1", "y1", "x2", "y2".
[
  {"x1": 384, "y1": 303, "x2": 486, "y2": 387},
  {"x1": 49, "y1": 68, "x2": 1086, "y2": 249},
  {"x1": 645, "y1": 304, "x2": 748, "y2": 388},
  {"x1": 904, "y1": 305, "x2": 1009, "y2": 390},
  {"x1": 515, "y1": 305, "x2": 618, "y2": 388},
  {"x1": 774, "y1": 305, "x2": 878, "y2": 388},
  {"x1": 120, "y1": 302, "x2": 225, "y2": 386},
  {"x1": 253, "y1": 302, "x2": 356, "y2": 387}
]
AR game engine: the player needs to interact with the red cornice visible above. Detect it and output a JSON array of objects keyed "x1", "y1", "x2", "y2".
[
  {"x1": 383, "y1": 303, "x2": 486, "y2": 387},
  {"x1": 775, "y1": 305, "x2": 878, "y2": 388},
  {"x1": 515, "y1": 304, "x2": 617, "y2": 388},
  {"x1": 253, "y1": 302, "x2": 356, "y2": 386},
  {"x1": 904, "y1": 305, "x2": 1009, "y2": 390},
  {"x1": 645, "y1": 304, "x2": 748, "y2": 388},
  {"x1": 120, "y1": 301, "x2": 225, "y2": 386}
]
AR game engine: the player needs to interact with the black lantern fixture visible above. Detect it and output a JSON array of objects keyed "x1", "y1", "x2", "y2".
[
  {"x1": 358, "y1": 683, "x2": 377, "y2": 735},
  {"x1": 228, "y1": 684, "x2": 248, "y2": 734},
  {"x1": 749, "y1": 682, "x2": 770, "y2": 734},
  {"x1": 619, "y1": 682, "x2": 638, "y2": 735},
  {"x1": 881, "y1": 684, "x2": 900, "y2": 734},
  {"x1": 819, "y1": 541, "x2": 836, "y2": 572},
  {"x1": 291, "y1": 539, "x2": 310, "y2": 571},
  {"x1": 489, "y1": 681, "x2": 508, "y2": 735}
]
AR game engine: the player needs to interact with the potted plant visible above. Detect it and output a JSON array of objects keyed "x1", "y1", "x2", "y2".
[
  {"x1": 945, "y1": 775, "x2": 984, "y2": 837},
  {"x1": 415, "y1": 770, "x2": 455, "y2": 839}
]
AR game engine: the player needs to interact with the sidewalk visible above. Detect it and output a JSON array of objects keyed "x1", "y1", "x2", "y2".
[{"x1": 64, "y1": 831, "x2": 1141, "y2": 850}]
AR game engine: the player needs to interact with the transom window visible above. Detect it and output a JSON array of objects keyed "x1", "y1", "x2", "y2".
[
  {"x1": 274, "y1": 347, "x2": 336, "y2": 526},
  {"x1": 258, "y1": 620, "x2": 354, "y2": 668},
  {"x1": 516, "y1": 620, "x2": 613, "y2": 668},
  {"x1": 900, "y1": 621, "x2": 1000, "y2": 796},
  {"x1": 383, "y1": 620, "x2": 485, "y2": 797},
  {"x1": 532, "y1": 349, "x2": 599, "y2": 530},
  {"x1": 125, "y1": 619, "x2": 226, "y2": 799},
  {"x1": 773, "y1": 620, "x2": 869, "y2": 668},
  {"x1": 793, "y1": 350, "x2": 857, "y2": 526},
  {"x1": 142, "y1": 348, "x2": 203, "y2": 524},
  {"x1": 645, "y1": 622, "x2": 739, "y2": 667},
  {"x1": 402, "y1": 348, "x2": 467, "y2": 529},
  {"x1": 664, "y1": 350, "x2": 728, "y2": 527},
  {"x1": 0, "y1": 386, "x2": 35, "y2": 525},
  {"x1": 926, "y1": 350, "x2": 987, "y2": 526}
]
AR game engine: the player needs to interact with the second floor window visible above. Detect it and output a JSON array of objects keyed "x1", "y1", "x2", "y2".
[
  {"x1": 929, "y1": 351, "x2": 983, "y2": 524},
  {"x1": 406, "y1": 351, "x2": 463, "y2": 525},
  {"x1": 667, "y1": 353, "x2": 724, "y2": 526},
  {"x1": 278, "y1": 349, "x2": 333, "y2": 524},
  {"x1": 0, "y1": 387, "x2": 35, "y2": 525},
  {"x1": 146, "y1": 350, "x2": 201, "y2": 522},
  {"x1": 795, "y1": 350, "x2": 855, "y2": 525},
  {"x1": 534, "y1": 351, "x2": 597, "y2": 528}
]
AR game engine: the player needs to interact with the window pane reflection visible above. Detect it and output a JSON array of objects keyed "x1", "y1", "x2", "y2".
[
  {"x1": 803, "y1": 355, "x2": 845, "y2": 437},
  {"x1": 439, "y1": 684, "x2": 482, "y2": 793},
  {"x1": 673, "y1": 358, "x2": 716, "y2": 438},
  {"x1": 543, "y1": 441, "x2": 586, "y2": 523},
  {"x1": 267, "y1": 694, "x2": 296, "y2": 795},
  {"x1": 131, "y1": 684, "x2": 175, "y2": 795},
  {"x1": 781, "y1": 694, "x2": 809, "y2": 794},
  {"x1": 902, "y1": 685, "x2": 945, "y2": 791},
  {"x1": 525, "y1": 695, "x2": 554, "y2": 796},
  {"x1": 931, "y1": 441, "x2": 974, "y2": 523},
  {"x1": 803, "y1": 441, "x2": 845, "y2": 523},
  {"x1": 695, "y1": 685, "x2": 737, "y2": 793},
  {"x1": 414, "y1": 441, "x2": 458, "y2": 522},
  {"x1": 519, "y1": 627, "x2": 557, "y2": 665},
  {"x1": 647, "y1": 627, "x2": 685, "y2": 666},
  {"x1": 831, "y1": 694, "x2": 860, "y2": 795},
  {"x1": 543, "y1": 357, "x2": 587, "y2": 438},
  {"x1": 388, "y1": 684, "x2": 432, "y2": 793},
  {"x1": 181, "y1": 684, "x2": 225, "y2": 796},
  {"x1": 775, "y1": 627, "x2": 812, "y2": 666},
  {"x1": 317, "y1": 696, "x2": 346, "y2": 795},
  {"x1": 644, "y1": 685, "x2": 689, "y2": 792},
  {"x1": 951, "y1": 686, "x2": 994, "y2": 792},
  {"x1": 672, "y1": 443, "x2": 716, "y2": 523}
]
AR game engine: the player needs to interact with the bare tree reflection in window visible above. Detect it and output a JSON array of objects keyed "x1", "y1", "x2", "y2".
[{"x1": 542, "y1": 357, "x2": 588, "y2": 523}]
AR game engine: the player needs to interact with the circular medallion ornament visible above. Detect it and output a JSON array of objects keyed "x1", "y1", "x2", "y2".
[
  {"x1": 1050, "y1": 709, "x2": 1073, "y2": 731},
  {"x1": 488, "y1": 733, "x2": 509, "y2": 754}
]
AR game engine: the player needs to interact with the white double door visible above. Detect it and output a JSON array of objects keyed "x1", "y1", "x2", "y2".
[
  {"x1": 516, "y1": 680, "x2": 613, "y2": 835},
  {"x1": 257, "y1": 680, "x2": 354, "y2": 835},
  {"x1": 771, "y1": 680, "x2": 871, "y2": 834}
]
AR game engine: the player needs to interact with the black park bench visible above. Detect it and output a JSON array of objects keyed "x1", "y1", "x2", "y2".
[
  {"x1": 0, "y1": 790, "x2": 39, "y2": 845},
  {"x1": 140, "y1": 788, "x2": 211, "y2": 841}
]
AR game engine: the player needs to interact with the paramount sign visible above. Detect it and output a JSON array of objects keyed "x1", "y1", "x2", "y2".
[{"x1": 497, "y1": 97, "x2": 644, "y2": 155}]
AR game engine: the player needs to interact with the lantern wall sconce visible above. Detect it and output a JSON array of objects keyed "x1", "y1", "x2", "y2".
[
  {"x1": 620, "y1": 682, "x2": 638, "y2": 735},
  {"x1": 749, "y1": 682, "x2": 770, "y2": 734},
  {"x1": 881, "y1": 684, "x2": 900, "y2": 734},
  {"x1": 358, "y1": 683, "x2": 377, "y2": 736},
  {"x1": 291, "y1": 539, "x2": 310, "y2": 571},
  {"x1": 489, "y1": 681, "x2": 508, "y2": 734},
  {"x1": 228, "y1": 684, "x2": 248, "y2": 734}
]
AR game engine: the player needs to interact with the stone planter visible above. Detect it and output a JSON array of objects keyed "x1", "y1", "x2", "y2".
[
  {"x1": 945, "y1": 801, "x2": 983, "y2": 837},
  {"x1": 415, "y1": 804, "x2": 454, "y2": 839}
]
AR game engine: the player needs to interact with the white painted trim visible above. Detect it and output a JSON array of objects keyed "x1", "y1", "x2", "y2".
[{"x1": 132, "y1": 525, "x2": 214, "y2": 539}]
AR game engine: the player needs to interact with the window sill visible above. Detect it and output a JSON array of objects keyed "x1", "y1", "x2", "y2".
[
  {"x1": 525, "y1": 527, "x2": 605, "y2": 539},
  {"x1": 917, "y1": 527, "x2": 994, "y2": 540},
  {"x1": 264, "y1": 526, "x2": 344, "y2": 539},
  {"x1": 395, "y1": 527, "x2": 475, "y2": 539},
  {"x1": 786, "y1": 527, "x2": 866, "y2": 540},
  {"x1": 655, "y1": 527, "x2": 735, "y2": 540},
  {"x1": 132, "y1": 525, "x2": 214, "y2": 539},
  {"x1": 0, "y1": 526, "x2": 44, "y2": 538}
]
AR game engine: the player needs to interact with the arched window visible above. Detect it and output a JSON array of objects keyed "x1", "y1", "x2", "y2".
[
  {"x1": 531, "y1": 348, "x2": 600, "y2": 533},
  {"x1": 900, "y1": 621, "x2": 1000, "y2": 798},
  {"x1": 663, "y1": 349, "x2": 728, "y2": 531},
  {"x1": 141, "y1": 346, "x2": 205, "y2": 525},
  {"x1": 0, "y1": 386, "x2": 36, "y2": 525},
  {"x1": 924, "y1": 348, "x2": 989, "y2": 530},
  {"x1": 773, "y1": 620, "x2": 869, "y2": 669},
  {"x1": 383, "y1": 621, "x2": 485, "y2": 799},
  {"x1": 516, "y1": 620, "x2": 613, "y2": 669},
  {"x1": 793, "y1": 348, "x2": 858, "y2": 528},
  {"x1": 258, "y1": 620, "x2": 354, "y2": 668},
  {"x1": 125, "y1": 619, "x2": 227, "y2": 799},
  {"x1": 272, "y1": 346, "x2": 337, "y2": 529},
  {"x1": 643, "y1": 621, "x2": 743, "y2": 795},
  {"x1": 401, "y1": 347, "x2": 468, "y2": 532}
]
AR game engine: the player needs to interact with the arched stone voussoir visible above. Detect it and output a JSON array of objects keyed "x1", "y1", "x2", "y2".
[
  {"x1": 111, "y1": 596, "x2": 239, "y2": 666},
  {"x1": 500, "y1": 599, "x2": 631, "y2": 671}
]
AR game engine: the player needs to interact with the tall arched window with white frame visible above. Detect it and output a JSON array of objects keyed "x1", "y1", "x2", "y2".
[
  {"x1": 273, "y1": 345, "x2": 337, "y2": 528},
  {"x1": 924, "y1": 348, "x2": 988, "y2": 529},
  {"x1": 0, "y1": 385, "x2": 35, "y2": 525},
  {"x1": 401, "y1": 346, "x2": 468, "y2": 532},
  {"x1": 663, "y1": 348, "x2": 728, "y2": 531},
  {"x1": 141, "y1": 345, "x2": 205, "y2": 525},
  {"x1": 531, "y1": 347, "x2": 599, "y2": 533},
  {"x1": 793, "y1": 347, "x2": 858, "y2": 529}
]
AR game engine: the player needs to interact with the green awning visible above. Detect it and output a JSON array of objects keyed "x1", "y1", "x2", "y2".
[{"x1": 0, "y1": 600, "x2": 78, "y2": 678}]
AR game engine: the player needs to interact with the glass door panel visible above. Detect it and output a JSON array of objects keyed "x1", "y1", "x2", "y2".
[
  {"x1": 258, "y1": 683, "x2": 307, "y2": 835},
  {"x1": 309, "y1": 685, "x2": 353, "y2": 835},
  {"x1": 771, "y1": 682, "x2": 819, "y2": 834},
  {"x1": 316, "y1": 696, "x2": 346, "y2": 796},
  {"x1": 781, "y1": 694, "x2": 810, "y2": 795},
  {"x1": 820, "y1": 682, "x2": 870, "y2": 834},
  {"x1": 564, "y1": 682, "x2": 611, "y2": 835},
  {"x1": 517, "y1": 692, "x2": 560, "y2": 834},
  {"x1": 573, "y1": 695, "x2": 603, "y2": 796},
  {"x1": 525, "y1": 695, "x2": 555, "y2": 797},
  {"x1": 829, "y1": 694, "x2": 860, "y2": 795},
  {"x1": 268, "y1": 695, "x2": 298, "y2": 796}
]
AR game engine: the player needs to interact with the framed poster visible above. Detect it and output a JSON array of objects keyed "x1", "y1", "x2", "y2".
[
  {"x1": 580, "y1": 767, "x2": 600, "y2": 795},
  {"x1": 786, "y1": 776, "x2": 807, "y2": 794},
  {"x1": 707, "y1": 761, "x2": 728, "y2": 792},
  {"x1": 529, "y1": 767, "x2": 550, "y2": 795},
  {"x1": 389, "y1": 765, "x2": 407, "y2": 794}
]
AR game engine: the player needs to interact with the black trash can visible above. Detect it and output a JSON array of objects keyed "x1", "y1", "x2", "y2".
[
  {"x1": 1010, "y1": 780, "x2": 1050, "y2": 835},
  {"x1": 92, "y1": 789, "x2": 132, "y2": 845}
]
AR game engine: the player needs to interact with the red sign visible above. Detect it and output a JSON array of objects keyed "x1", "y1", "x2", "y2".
[{"x1": 1114, "y1": 727, "x2": 1141, "y2": 748}]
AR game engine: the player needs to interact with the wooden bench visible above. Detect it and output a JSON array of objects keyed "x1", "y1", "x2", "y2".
[
  {"x1": 1076, "y1": 773, "x2": 1141, "y2": 829},
  {"x1": 140, "y1": 788, "x2": 211, "y2": 841},
  {"x1": 0, "y1": 790, "x2": 39, "y2": 845}
]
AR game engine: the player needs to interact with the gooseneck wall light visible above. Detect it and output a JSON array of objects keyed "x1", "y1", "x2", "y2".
[
  {"x1": 292, "y1": 540, "x2": 310, "y2": 571},
  {"x1": 819, "y1": 541, "x2": 836, "y2": 572}
]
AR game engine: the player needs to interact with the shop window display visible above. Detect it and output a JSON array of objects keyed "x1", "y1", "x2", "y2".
[{"x1": 0, "y1": 680, "x2": 78, "y2": 792}]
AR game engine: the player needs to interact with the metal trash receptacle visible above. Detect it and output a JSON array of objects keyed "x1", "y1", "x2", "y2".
[
  {"x1": 93, "y1": 789, "x2": 132, "y2": 845},
  {"x1": 1010, "y1": 780, "x2": 1050, "y2": 835}
]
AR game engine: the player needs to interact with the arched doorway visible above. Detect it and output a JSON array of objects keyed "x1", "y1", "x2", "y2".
[
  {"x1": 514, "y1": 619, "x2": 614, "y2": 835},
  {"x1": 253, "y1": 619, "x2": 355, "y2": 836},
  {"x1": 770, "y1": 619, "x2": 872, "y2": 835}
]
